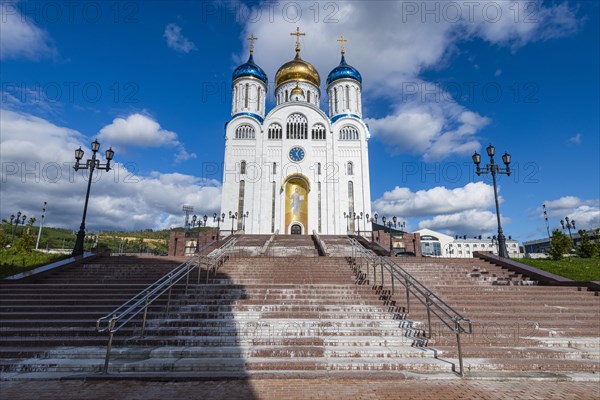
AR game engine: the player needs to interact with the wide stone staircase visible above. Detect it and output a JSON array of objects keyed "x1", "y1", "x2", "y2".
[
  {"x1": 1, "y1": 237, "x2": 598, "y2": 381},
  {"x1": 359, "y1": 257, "x2": 600, "y2": 377},
  {"x1": 0, "y1": 241, "x2": 447, "y2": 379}
]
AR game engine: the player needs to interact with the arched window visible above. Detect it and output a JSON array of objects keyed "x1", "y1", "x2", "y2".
[
  {"x1": 285, "y1": 90, "x2": 289, "y2": 102},
  {"x1": 244, "y1": 83, "x2": 249, "y2": 109},
  {"x1": 272, "y1": 162, "x2": 277, "y2": 175},
  {"x1": 257, "y1": 88, "x2": 261, "y2": 112},
  {"x1": 317, "y1": 162, "x2": 322, "y2": 175},
  {"x1": 348, "y1": 180, "x2": 355, "y2": 231},
  {"x1": 345, "y1": 85, "x2": 350, "y2": 110},
  {"x1": 286, "y1": 113, "x2": 308, "y2": 139},
  {"x1": 347, "y1": 161, "x2": 353, "y2": 175},
  {"x1": 339, "y1": 126, "x2": 359, "y2": 141},
  {"x1": 334, "y1": 87, "x2": 338, "y2": 114},
  {"x1": 311, "y1": 123, "x2": 326, "y2": 140},
  {"x1": 268, "y1": 123, "x2": 282, "y2": 140},
  {"x1": 240, "y1": 161, "x2": 246, "y2": 174},
  {"x1": 307, "y1": 91, "x2": 311, "y2": 103},
  {"x1": 235, "y1": 124, "x2": 255, "y2": 139}
]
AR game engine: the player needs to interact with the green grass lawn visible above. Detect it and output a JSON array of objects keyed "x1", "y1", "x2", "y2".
[
  {"x1": 514, "y1": 257, "x2": 600, "y2": 282},
  {"x1": 0, "y1": 250, "x2": 70, "y2": 279}
]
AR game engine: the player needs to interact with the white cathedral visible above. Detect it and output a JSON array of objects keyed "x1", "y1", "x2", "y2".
[{"x1": 220, "y1": 29, "x2": 372, "y2": 235}]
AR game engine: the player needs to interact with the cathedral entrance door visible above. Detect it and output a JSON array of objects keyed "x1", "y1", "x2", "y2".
[{"x1": 291, "y1": 224, "x2": 302, "y2": 235}]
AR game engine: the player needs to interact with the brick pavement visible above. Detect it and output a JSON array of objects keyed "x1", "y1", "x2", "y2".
[{"x1": 0, "y1": 378, "x2": 598, "y2": 400}]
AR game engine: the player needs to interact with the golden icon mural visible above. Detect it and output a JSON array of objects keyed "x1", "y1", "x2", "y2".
[{"x1": 285, "y1": 177, "x2": 308, "y2": 234}]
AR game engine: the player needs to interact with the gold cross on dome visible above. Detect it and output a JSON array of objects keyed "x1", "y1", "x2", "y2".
[
  {"x1": 247, "y1": 34, "x2": 258, "y2": 54},
  {"x1": 290, "y1": 27, "x2": 306, "y2": 52},
  {"x1": 337, "y1": 35, "x2": 348, "y2": 55}
]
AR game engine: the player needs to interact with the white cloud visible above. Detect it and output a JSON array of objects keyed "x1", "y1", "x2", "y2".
[
  {"x1": 418, "y1": 209, "x2": 506, "y2": 235},
  {"x1": 541, "y1": 197, "x2": 600, "y2": 230},
  {"x1": 0, "y1": 109, "x2": 218, "y2": 231},
  {"x1": 568, "y1": 133, "x2": 582, "y2": 144},
  {"x1": 163, "y1": 23, "x2": 197, "y2": 54},
  {"x1": 373, "y1": 182, "x2": 496, "y2": 217},
  {"x1": 0, "y1": 2, "x2": 56, "y2": 60},
  {"x1": 97, "y1": 113, "x2": 196, "y2": 163},
  {"x1": 235, "y1": 0, "x2": 579, "y2": 160},
  {"x1": 372, "y1": 181, "x2": 506, "y2": 235}
]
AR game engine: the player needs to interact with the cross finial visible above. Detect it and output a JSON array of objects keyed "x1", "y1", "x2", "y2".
[
  {"x1": 337, "y1": 35, "x2": 348, "y2": 55},
  {"x1": 290, "y1": 27, "x2": 306, "y2": 54},
  {"x1": 247, "y1": 34, "x2": 258, "y2": 54}
]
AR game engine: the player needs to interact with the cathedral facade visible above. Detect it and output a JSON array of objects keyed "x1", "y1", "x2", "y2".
[{"x1": 220, "y1": 30, "x2": 372, "y2": 235}]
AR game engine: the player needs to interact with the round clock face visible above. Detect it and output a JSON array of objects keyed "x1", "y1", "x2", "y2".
[{"x1": 289, "y1": 146, "x2": 305, "y2": 162}]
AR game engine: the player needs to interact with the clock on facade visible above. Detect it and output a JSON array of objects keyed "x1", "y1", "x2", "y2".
[{"x1": 288, "y1": 146, "x2": 305, "y2": 162}]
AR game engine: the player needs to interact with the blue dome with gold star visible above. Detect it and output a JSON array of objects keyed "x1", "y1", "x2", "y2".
[
  {"x1": 326, "y1": 54, "x2": 361, "y2": 85},
  {"x1": 232, "y1": 54, "x2": 268, "y2": 85}
]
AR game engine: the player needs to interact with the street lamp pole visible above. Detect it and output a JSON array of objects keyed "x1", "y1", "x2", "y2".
[
  {"x1": 72, "y1": 139, "x2": 114, "y2": 256},
  {"x1": 472, "y1": 144, "x2": 511, "y2": 258},
  {"x1": 343, "y1": 212, "x2": 351, "y2": 233},
  {"x1": 560, "y1": 217, "x2": 576, "y2": 245},
  {"x1": 356, "y1": 212, "x2": 363, "y2": 236},
  {"x1": 213, "y1": 213, "x2": 225, "y2": 241},
  {"x1": 36, "y1": 202, "x2": 47, "y2": 250},
  {"x1": 229, "y1": 211, "x2": 238, "y2": 235},
  {"x1": 542, "y1": 204, "x2": 551, "y2": 240}
]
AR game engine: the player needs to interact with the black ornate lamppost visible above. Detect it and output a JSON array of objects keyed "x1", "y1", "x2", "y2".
[
  {"x1": 213, "y1": 212, "x2": 225, "y2": 241},
  {"x1": 202, "y1": 215, "x2": 208, "y2": 227},
  {"x1": 72, "y1": 139, "x2": 114, "y2": 256},
  {"x1": 381, "y1": 216, "x2": 397, "y2": 254},
  {"x1": 10, "y1": 212, "x2": 26, "y2": 243},
  {"x1": 560, "y1": 217, "x2": 576, "y2": 245},
  {"x1": 229, "y1": 211, "x2": 238, "y2": 235},
  {"x1": 190, "y1": 215, "x2": 198, "y2": 230},
  {"x1": 355, "y1": 212, "x2": 364, "y2": 236},
  {"x1": 343, "y1": 212, "x2": 353, "y2": 233},
  {"x1": 240, "y1": 211, "x2": 249, "y2": 231},
  {"x1": 472, "y1": 144, "x2": 511, "y2": 258}
]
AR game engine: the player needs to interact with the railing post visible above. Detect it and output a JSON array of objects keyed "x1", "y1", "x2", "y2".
[
  {"x1": 102, "y1": 316, "x2": 117, "y2": 374},
  {"x1": 206, "y1": 260, "x2": 211, "y2": 284},
  {"x1": 197, "y1": 259, "x2": 202, "y2": 285},
  {"x1": 380, "y1": 263, "x2": 384, "y2": 287},
  {"x1": 185, "y1": 262, "x2": 191, "y2": 294},
  {"x1": 140, "y1": 291, "x2": 149, "y2": 338},
  {"x1": 425, "y1": 296, "x2": 432, "y2": 338},
  {"x1": 166, "y1": 275, "x2": 173, "y2": 316},
  {"x1": 405, "y1": 278, "x2": 410, "y2": 313},
  {"x1": 372, "y1": 260, "x2": 377, "y2": 287},
  {"x1": 391, "y1": 271, "x2": 395, "y2": 295},
  {"x1": 455, "y1": 319, "x2": 464, "y2": 376}
]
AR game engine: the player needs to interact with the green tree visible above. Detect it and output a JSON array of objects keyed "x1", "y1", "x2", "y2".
[
  {"x1": 575, "y1": 230, "x2": 596, "y2": 258},
  {"x1": 546, "y1": 229, "x2": 572, "y2": 260},
  {"x1": 14, "y1": 233, "x2": 36, "y2": 253},
  {"x1": 0, "y1": 228, "x2": 9, "y2": 248}
]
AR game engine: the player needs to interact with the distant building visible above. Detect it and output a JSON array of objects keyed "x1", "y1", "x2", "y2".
[
  {"x1": 415, "y1": 228, "x2": 521, "y2": 258},
  {"x1": 523, "y1": 229, "x2": 599, "y2": 255}
]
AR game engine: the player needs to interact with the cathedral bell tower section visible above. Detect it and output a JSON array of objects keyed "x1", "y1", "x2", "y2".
[
  {"x1": 231, "y1": 35, "x2": 267, "y2": 119},
  {"x1": 327, "y1": 36, "x2": 362, "y2": 118}
]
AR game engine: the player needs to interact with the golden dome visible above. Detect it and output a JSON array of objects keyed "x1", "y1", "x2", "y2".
[
  {"x1": 290, "y1": 81, "x2": 305, "y2": 97},
  {"x1": 275, "y1": 52, "x2": 321, "y2": 87}
]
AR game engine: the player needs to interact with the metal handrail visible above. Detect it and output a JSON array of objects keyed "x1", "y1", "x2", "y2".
[
  {"x1": 200, "y1": 236, "x2": 238, "y2": 283},
  {"x1": 95, "y1": 240, "x2": 224, "y2": 373},
  {"x1": 260, "y1": 230, "x2": 278, "y2": 255},
  {"x1": 350, "y1": 239, "x2": 473, "y2": 376}
]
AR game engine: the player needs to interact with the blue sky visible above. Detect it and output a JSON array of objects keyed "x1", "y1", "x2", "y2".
[{"x1": 1, "y1": 0, "x2": 598, "y2": 242}]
